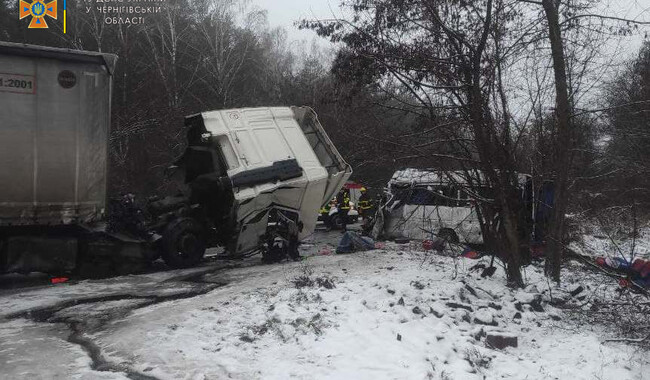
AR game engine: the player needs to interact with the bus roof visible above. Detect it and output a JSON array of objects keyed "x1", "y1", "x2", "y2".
[{"x1": 389, "y1": 168, "x2": 530, "y2": 187}]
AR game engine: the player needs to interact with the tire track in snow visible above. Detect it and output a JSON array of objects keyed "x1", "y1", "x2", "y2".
[{"x1": 6, "y1": 270, "x2": 229, "y2": 380}]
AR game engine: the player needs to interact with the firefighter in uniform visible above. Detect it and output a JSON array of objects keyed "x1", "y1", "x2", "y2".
[{"x1": 357, "y1": 187, "x2": 373, "y2": 220}]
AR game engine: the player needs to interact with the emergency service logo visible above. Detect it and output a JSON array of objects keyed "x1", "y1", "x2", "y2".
[{"x1": 19, "y1": 0, "x2": 57, "y2": 29}]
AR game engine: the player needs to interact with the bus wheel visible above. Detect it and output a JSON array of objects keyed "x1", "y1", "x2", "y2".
[
  {"x1": 161, "y1": 218, "x2": 206, "y2": 269},
  {"x1": 438, "y1": 229, "x2": 459, "y2": 244}
]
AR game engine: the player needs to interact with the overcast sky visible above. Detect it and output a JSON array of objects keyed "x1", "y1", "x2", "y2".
[
  {"x1": 253, "y1": 0, "x2": 650, "y2": 50},
  {"x1": 251, "y1": 0, "x2": 344, "y2": 43}
]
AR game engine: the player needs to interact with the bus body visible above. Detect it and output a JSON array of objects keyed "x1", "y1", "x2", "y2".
[
  {"x1": 380, "y1": 169, "x2": 542, "y2": 244},
  {"x1": 382, "y1": 169, "x2": 484, "y2": 243}
]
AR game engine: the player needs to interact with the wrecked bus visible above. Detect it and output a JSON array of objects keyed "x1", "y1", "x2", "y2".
[
  {"x1": 376, "y1": 168, "x2": 548, "y2": 244},
  {"x1": 0, "y1": 42, "x2": 351, "y2": 274},
  {"x1": 379, "y1": 169, "x2": 486, "y2": 243}
]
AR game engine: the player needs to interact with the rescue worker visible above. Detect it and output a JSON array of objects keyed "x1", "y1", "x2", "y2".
[
  {"x1": 336, "y1": 188, "x2": 351, "y2": 231},
  {"x1": 357, "y1": 187, "x2": 373, "y2": 220}
]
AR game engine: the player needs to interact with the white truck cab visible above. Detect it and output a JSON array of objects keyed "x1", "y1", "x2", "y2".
[{"x1": 181, "y1": 106, "x2": 352, "y2": 258}]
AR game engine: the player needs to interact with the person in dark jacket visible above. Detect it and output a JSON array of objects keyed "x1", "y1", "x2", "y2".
[{"x1": 336, "y1": 189, "x2": 351, "y2": 231}]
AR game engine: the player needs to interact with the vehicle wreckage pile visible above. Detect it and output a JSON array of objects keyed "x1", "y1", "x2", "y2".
[{"x1": 0, "y1": 40, "x2": 353, "y2": 276}]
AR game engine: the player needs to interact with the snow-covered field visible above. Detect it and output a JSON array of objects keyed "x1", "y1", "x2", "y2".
[{"x1": 0, "y1": 230, "x2": 647, "y2": 380}]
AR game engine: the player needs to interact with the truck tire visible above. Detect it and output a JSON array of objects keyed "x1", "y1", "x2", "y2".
[{"x1": 161, "y1": 218, "x2": 206, "y2": 269}]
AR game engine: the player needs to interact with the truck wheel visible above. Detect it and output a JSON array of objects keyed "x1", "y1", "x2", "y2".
[{"x1": 161, "y1": 218, "x2": 206, "y2": 269}]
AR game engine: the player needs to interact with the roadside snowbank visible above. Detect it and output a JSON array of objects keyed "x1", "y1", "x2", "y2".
[{"x1": 88, "y1": 247, "x2": 648, "y2": 380}]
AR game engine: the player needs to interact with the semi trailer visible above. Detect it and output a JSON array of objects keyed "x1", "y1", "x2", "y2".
[{"x1": 0, "y1": 42, "x2": 351, "y2": 274}]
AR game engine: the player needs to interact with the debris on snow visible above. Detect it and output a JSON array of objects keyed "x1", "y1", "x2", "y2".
[
  {"x1": 1, "y1": 233, "x2": 648, "y2": 380},
  {"x1": 473, "y1": 309, "x2": 497, "y2": 326},
  {"x1": 486, "y1": 333, "x2": 519, "y2": 349}
]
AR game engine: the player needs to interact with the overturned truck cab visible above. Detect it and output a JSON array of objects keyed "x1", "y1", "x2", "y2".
[{"x1": 175, "y1": 107, "x2": 351, "y2": 263}]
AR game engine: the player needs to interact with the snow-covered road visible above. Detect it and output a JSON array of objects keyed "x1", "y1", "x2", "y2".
[{"x1": 0, "y1": 230, "x2": 647, "y2": 380}]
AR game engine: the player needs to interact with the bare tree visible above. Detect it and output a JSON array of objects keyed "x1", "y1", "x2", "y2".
[
  {"x1": 302, "y1": 0, "x2": 650, "y2": 285},
  {"x1": 303, "y1": 0, "x2": 543, "y2": 286},
  {"x1": 540, "y1": 0, "x2": 573, "y2": 282}
]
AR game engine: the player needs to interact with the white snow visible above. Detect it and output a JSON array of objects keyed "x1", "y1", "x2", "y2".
[
  {"x1": 0, "y1": 234, "x2": 647, "y2": 379},
  {"x1": 0, "y1": 318, "x2": 128, "y2": 380},
  {"x1": 571, "y1": 222, "x2": 650, "y2": 261}
]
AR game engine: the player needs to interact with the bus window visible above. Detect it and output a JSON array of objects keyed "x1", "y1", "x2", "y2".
[
  {"x1": 429, "y1": 186, "x2": 457, "y2": 207},
  {"x1": 408, "y1": 188, "x2": 436, "y2": 205},
  {"x1": 407, "y1": 186, "x2": 465, "y2": 207},
  {"x1": 443, "y1": 186, "x2": 458, "y2": 207}
]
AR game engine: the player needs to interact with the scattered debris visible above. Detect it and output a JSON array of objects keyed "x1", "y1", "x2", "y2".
[
  {"x1": 473, "y1": 310, "x2": 497, "y2": 326},
  {"x1": 336, "y1": 231, "x2": 376, "y2": 254},
  {"x1": 316, "y1": 276, "x2": 336, "y2": 289},
  {"x1": 487, "y1": 302, "x2": 502, "y2": 310},
  {"x1": 569, "y1": 285, "x2": 584, "y2": 297},
  {"x1": 292, "y1": 275, "x2": 314, "y2": 289},
  {"x1": 464, "y1": 347, "x2": 492, "y2": 370},
  {"x1": 529, "y1": 296, "x2": 545, "y2": 313},
  {"x1": 446, "y1": 302, "x2": 473, "y2": 312},
  {"x1": 411, "y1": 280, "x2": 426, "y2": 290},
  {"x1": 429, "y1": 306, "x2": 444, "y2": 318},
  {"x1": 486, "y1": 333, "x2": 518, "y2": 349}
]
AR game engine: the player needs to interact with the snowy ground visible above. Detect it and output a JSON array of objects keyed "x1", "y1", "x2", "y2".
[
  {"x1": 0, "y1": 228, "x2": 648, "y2": 380},
  {"x1": 570, "y1": 219, "x2": 650, "y2": 261}
]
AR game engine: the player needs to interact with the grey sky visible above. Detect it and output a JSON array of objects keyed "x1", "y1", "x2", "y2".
[
  {"x1": 254, "y1": 0, "x2": 650, "y2": 51},
  {"x1": 252, "y1": 0, "x2": 343, "y2": 43}
]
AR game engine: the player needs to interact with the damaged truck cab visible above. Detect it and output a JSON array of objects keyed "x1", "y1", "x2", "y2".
[{"x1": 178, "y1": 107, "x2": 351, "y2": 260}]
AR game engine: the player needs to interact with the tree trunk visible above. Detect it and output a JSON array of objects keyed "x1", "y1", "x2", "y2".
[
  {"x1": 542, "y1": 0, "x2": 572, "y2": 283},
  {"x1": 501, "y1": 199, "x2": 524, "y2": 287}
]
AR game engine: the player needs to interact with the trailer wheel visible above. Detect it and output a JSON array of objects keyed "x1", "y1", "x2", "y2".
[{"x1": 161, "y1": 218, "x2": 206, "y2": 269}]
